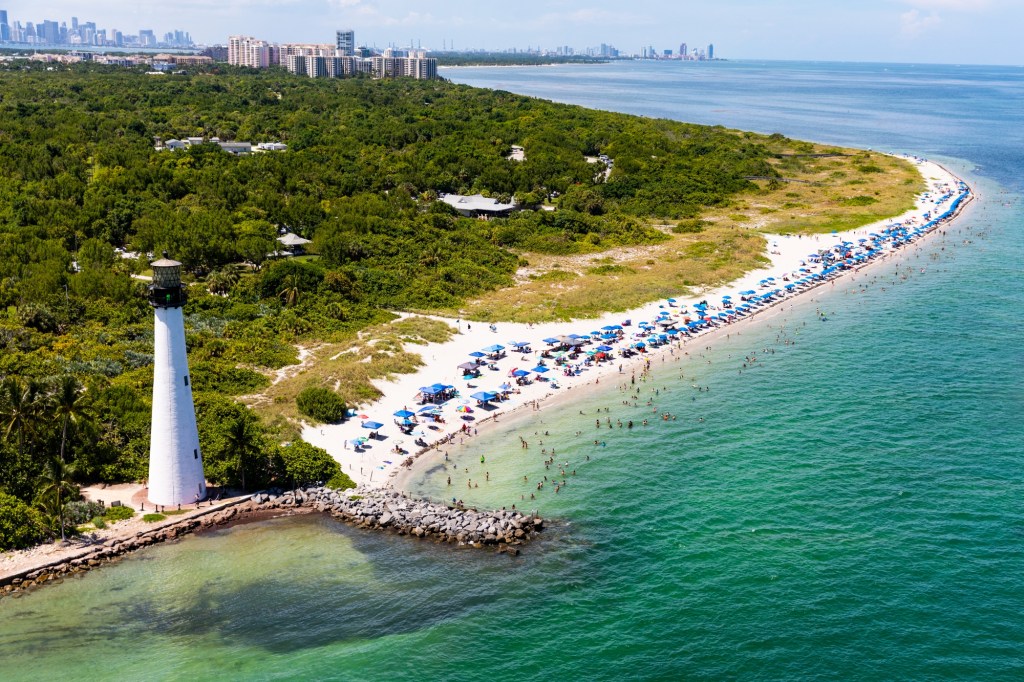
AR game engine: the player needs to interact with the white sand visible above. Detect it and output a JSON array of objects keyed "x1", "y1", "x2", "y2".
[{"x1": 303, "y1": 158, "x2": 969, "y2": 489}]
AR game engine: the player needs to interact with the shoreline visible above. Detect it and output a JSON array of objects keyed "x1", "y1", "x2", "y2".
[{"x1": 304, "y1": 157, "x2": 974, "y2": 494}]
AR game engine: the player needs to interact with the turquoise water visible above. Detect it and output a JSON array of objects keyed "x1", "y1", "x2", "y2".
[{"x1": 2, "y1": 61, "x2": 1023, "y2": 680}]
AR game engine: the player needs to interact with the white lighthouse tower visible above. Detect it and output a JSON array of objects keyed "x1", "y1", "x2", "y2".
[{"x1": 147, "y1": 254, "x2": 206, "y2": 506}]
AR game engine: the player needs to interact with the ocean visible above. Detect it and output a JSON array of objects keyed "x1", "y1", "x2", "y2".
[{"x1": 1, "y1": 60, "x2": 1022, "y2": 681}]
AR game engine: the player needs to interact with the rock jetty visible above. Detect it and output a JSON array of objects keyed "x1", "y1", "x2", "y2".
[
  {"x1": 1, "y1": 486, "x2": 543, "y2": 598},
  {"x1": 252, "y1": 485, "x2": 544, "y2": 548}
]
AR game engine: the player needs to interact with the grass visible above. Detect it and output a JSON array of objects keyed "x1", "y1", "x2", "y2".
[
  {"x1": 704, "y1": 146, "x2": 923, "y2": 236},
  {"x1": 244, "y1": 315, "x2": 455, "y2": 425},
  {"x1": 142, "y1": 513, "x2": 166, "y2": 522},
  {"x1": 443, "y1": 225, "x2": 768, "y2": 323}
]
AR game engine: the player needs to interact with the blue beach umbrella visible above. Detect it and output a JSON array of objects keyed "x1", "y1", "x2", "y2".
[
  {"x1": 393, "y1": 410, "x2": 415, "y2": 418},
  {"x1": 531, "y1": 366, "x2": 550, "y2": 374},
  {"x1": 361, "y1": 421, "x2": 384, "y2": 430}
]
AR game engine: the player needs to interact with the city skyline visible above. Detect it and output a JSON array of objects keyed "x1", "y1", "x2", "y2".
[{"x1": 0, "y1": 1, "x2": 1020, "y2": 65}]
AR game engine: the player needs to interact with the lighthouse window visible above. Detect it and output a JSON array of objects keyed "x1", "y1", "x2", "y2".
[
  {"x1": 194, "y1": 449, "x2": 199, "y2": 460},
  {"x1": 184, "y1": 375, "x2": 189, "y2": 386}
]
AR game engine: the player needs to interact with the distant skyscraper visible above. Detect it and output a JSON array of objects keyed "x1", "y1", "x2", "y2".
[
  {"x1": 336, "y1": 29, "x2": 355, "y2": 56},
  {"x1": 679, "y1": 42, "x2": 687, "y2": 58},
  {"x1": 708, "y1": 43, "x2": 714, "y2": 60},
  {"x1": 0, "y1": 10, "x2": 8, "y2": 42}
]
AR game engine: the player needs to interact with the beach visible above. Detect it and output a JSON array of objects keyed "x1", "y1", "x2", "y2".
[{"x1": 303, "y1": 157, "x2": 972, "y2": 493}]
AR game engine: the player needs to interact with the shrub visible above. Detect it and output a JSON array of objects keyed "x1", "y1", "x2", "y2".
[
  {"x1": 841, "y1": 195, "x2": 878, "y2": 206},
  {"x1": 65, "y1": 500, "x2": 107, "y2": 525},
  {"x1": 0, "y1": 492, "x2": 47, "y2": 550},
  {"x1": 328, "y1": 471, "x2": 357, "y2": 491},
  {"x1": 673, "y1": 219, "x2": 709, "y2": 234},
  {"x1": 92, "y1": 516, "x2": 107, "y2": 529},
  {"x1": 296, "y1": 386, "x2": 346, "y2": 424},
  {"x1": 276, "y1": 441, "x2": 341, "y2": 487},
  {"x1": 142, "y1": 513, "x2": 166, "y2": 523},
  {"x1": 104, "y1": 505, "x2": 135, "y2": 522}
]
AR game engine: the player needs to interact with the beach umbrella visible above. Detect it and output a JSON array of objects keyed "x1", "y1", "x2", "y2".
[
  {"x1": 512, "y1": 369, "x2": 529, "y2": 378},
  {"x1": 597, "y1": 345, "x2": 613, "y2": 352},
  {"x1": 532, "y1": 366, "x2": 549, "y2": 374},
  {"x1": 394, "y1": 409, "x2": 415, "y2": 418},
  {"x1": 358, "y1": 414, "x2": 369, "y2": 420},
  {"x1": 400, "y1": 418, "x2": 415, "y2": 426},
  {"x1": 455, "y1": 405, "x2": 472, "y2": 413},
  {"x1": 361, "y1": 421, "x2": 384, "y2": 430},
  {"x1": 482, "y1": 344, "x2": 505, "y2": 353},
  {"x1": 499, "y1": 382, "x2": 512, "y2": 390},
  {"x1": 469, "y1": 351, "x2": 486, "y2": 358}
]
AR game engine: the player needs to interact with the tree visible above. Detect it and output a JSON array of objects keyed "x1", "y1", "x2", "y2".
[
  {"x1": 51, "y1": 375, "x2": 93, "y2": 467},
  {"x1": 0, "y1": 492, "x2": 47, "y2": 551},
  {"x1": 0, "y1": 377, "x2": 44, "y2": 459},
  {"x1": 36, "y1": 455, "x2": 79, "y2": 542},
  {"x1": 224, "y1": 414, "x2": 262, "y2": 492},
  {"x1": 278, "y1": 273, "x2": 301, "y2": 307}
]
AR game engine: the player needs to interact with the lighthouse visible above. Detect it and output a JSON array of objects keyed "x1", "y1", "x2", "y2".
[{"x1": 147, "y1": 254, "x2": 206, "y2": 506}]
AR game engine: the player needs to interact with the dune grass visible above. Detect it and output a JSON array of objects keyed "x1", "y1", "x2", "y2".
[
  {"x1": 245, "y1": 316, "x2": 455, "y2": 429},
  {"x1": 707, "y1": 144, "x2": 924, "y2": 235}
]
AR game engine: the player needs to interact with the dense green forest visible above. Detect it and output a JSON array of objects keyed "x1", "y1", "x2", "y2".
[{"x1": 0, "y1": 62, "x2": 784, "y2": 547}]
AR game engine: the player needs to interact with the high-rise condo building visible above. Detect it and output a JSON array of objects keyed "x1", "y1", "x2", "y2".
[{"x1": 336, "y1": 29, "x2": 355, "y2": 56}]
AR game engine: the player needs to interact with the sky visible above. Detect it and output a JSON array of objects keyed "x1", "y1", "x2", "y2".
[{"x1": 3, "y1": 0, "x2": 1022, "y2": 65}]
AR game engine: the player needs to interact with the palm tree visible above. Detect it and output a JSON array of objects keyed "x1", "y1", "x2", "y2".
[
  {"x1": 224, "y1": 416, "x2": 261, "y2": 492},
  {"x1": 206, "y1": 269, "x2": 238, "y2": 296},
  {"x1": 36, "y1": 455, "x2": 79, "y2": 542},
  {"x1": 278, "y1": 274, "x2": 301, "y2": 307},
  {"x1": 0, "y1": 377, "x2": 45, "y2": 458},
  {"x1": 51, "y1": 375, "x2": 92, "y2": 467}
]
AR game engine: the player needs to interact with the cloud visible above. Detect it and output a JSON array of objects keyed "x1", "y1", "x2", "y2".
[{"x1": 900, "y1": 9, "x2": 942, "y2": 37}]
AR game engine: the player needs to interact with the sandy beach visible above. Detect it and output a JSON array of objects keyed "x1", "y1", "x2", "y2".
[{"x1": 302, "y1": 157, "x2": 972, "y2": 492}]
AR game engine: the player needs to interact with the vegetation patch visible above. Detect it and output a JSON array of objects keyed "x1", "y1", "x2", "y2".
[
  {"x1": 296, "y1": 386, "x2": 346, "y2": 424},
  {"x1": 142, "y1": 513, "x2": 166, "y2": 523}
]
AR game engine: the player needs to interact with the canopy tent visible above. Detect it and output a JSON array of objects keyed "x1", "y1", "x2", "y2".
[
  {"x1": 393, "y1": 410, "x2": 415, "y2": 418},
  {"x1": 531, "y1": 366, "x2": 550, "y2": 374},
  {"x1": 482, "y1": 344, "x2": 505, "y2": 353},
  {"x1": 361, "y1": 421, "x2": 384, "y2": 430},
  {"x1": 470, "y1": 391, "x2": 499, "y2": 402}
]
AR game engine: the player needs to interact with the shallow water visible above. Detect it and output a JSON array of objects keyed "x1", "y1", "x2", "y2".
[{"x1": 2, "y1": 61, "x2": 1022, "y2": 681}]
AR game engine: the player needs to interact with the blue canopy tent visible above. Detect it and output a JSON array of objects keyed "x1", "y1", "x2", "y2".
[
  {"x1": 482, "y1": 344, "x2": 505, "y2": 353},
  {"x1": 361, "y1": 421, "x2": 384, "y2": 430},
  {"x1": 531, "y1": 366, "x2": 550, "y2": 374},
  {"x1": 596, "y1": 345, "x2": 614, "y2": 352},
  {"x1": 543, "y1": 337, "x2": 560, "y2": 345},
  {"x1": 393, "y1": 409, "x2": 415, "y2": 418},
  {"x1": 469, "y1": 351, "x2": 486, "y2": 358},
  {"x1": 511, "y1": 369, "x2": 529, "y2": 378},
  {"x1": 470, "y1": 391, "x2": 498, "y2": 402}
]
